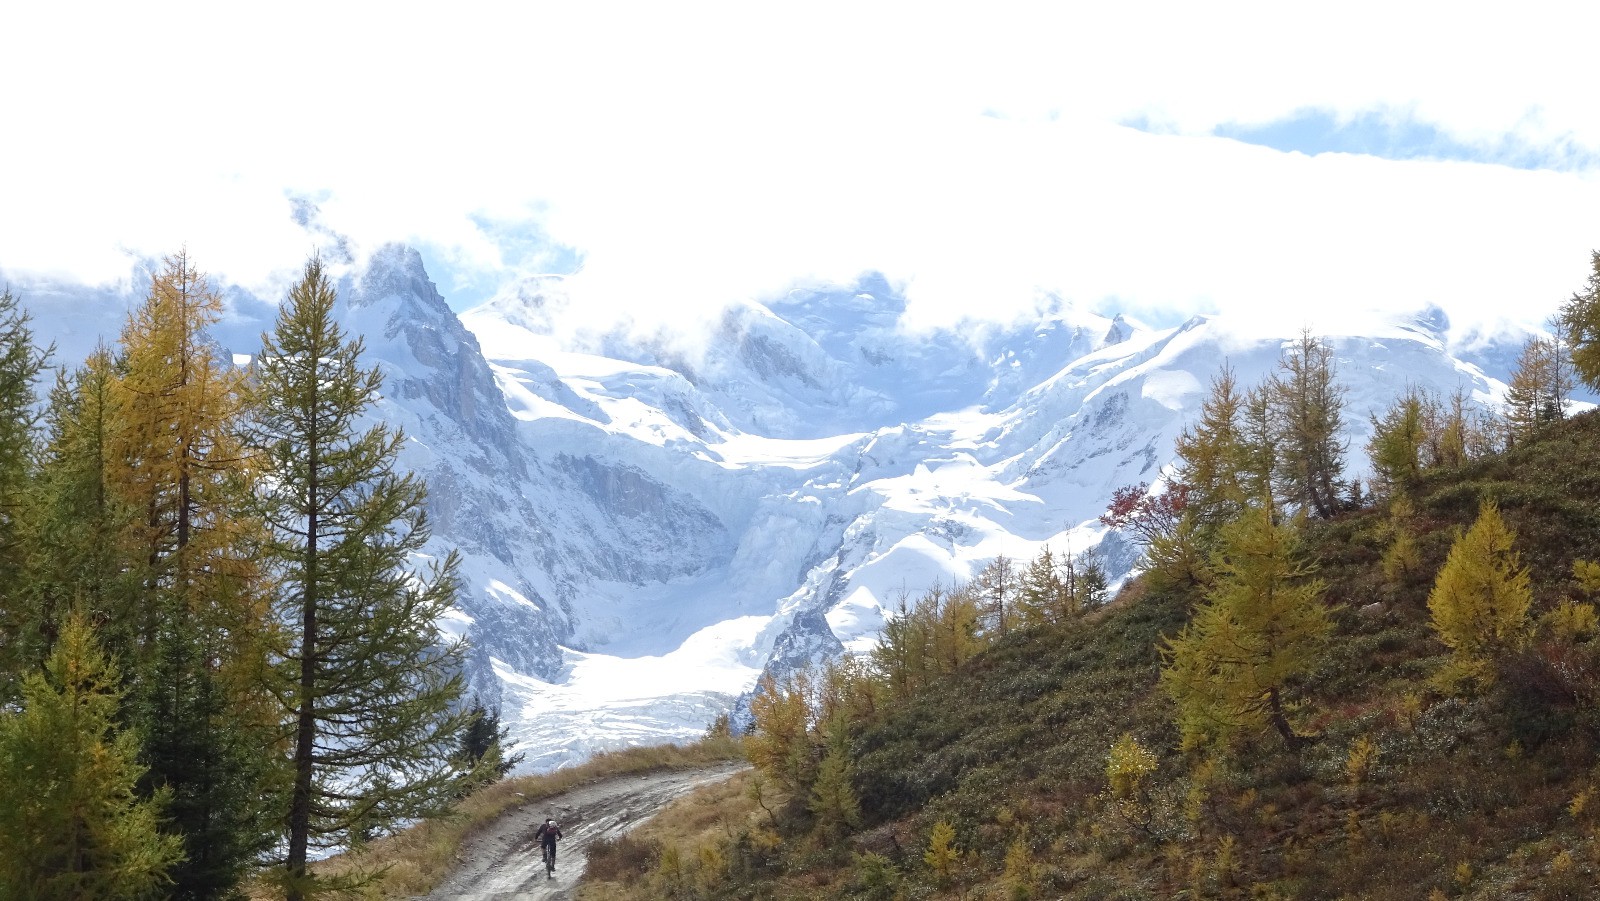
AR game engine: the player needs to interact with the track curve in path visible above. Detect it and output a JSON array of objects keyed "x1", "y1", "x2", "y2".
[{"x1": 421, "y1": 762, "x2": 745, "y2": 900}]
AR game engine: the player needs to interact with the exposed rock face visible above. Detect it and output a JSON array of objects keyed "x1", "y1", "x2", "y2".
[{"x1": 16, "y1": 251, "x2": 1542, "y2": 771}]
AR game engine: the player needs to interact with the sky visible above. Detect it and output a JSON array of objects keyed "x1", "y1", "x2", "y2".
[{"x1": 3, "y1": 2, "x2": 1599, "y2": 340}]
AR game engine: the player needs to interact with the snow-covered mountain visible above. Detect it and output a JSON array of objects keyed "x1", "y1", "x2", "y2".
[{"x1": 12, "y1": 247, "x2": 1530, "y2": 770}]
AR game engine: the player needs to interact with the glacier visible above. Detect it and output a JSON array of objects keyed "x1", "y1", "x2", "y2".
[{"x1": 11, "y1": 246, "x2": 1537, "y2": 771}]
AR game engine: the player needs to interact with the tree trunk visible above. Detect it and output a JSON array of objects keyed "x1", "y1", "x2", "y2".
[
  {"x1": 1267, "y1": 686, "x2": 1302, "y2": 752},
  {"x1": 287, "y1": 446, "x2": 319, "y2": 901}
]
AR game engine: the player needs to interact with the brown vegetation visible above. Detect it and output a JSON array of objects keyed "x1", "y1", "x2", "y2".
[
  {"x1": 581, "y1": 408, "x2": 1600, "y2": 899},
  {"x1": 247, "y1": 733, "x2": 744, "y2": 899}
]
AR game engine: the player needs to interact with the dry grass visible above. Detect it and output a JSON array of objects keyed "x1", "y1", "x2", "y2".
[
  {"x1": 582, "y1": 769, "x2": 781, "y2": 900},
  {"x1": 246, "y1": 733, "x2": 744, "y2": 900}
]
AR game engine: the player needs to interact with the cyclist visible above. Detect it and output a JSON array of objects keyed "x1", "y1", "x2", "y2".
[{"x1": 534, "y1": 818, "x2": 563, "y2": 876}]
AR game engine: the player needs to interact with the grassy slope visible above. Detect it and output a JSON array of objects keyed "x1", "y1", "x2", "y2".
[
  {"x1": 246, "y1": 735, "x2": 744, "y2": 899},
  {"x1": 587, "y1": 412, "x2": 1600, "y2": 900}
]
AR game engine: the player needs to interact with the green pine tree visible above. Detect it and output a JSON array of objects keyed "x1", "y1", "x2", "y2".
[
  {"x1": 1071, "y1": 547, "x2": 1110, "y2": 612},
  {"x1": 453, "y1": 698, "x2": 524, "y2": 793},
  {"x1": 1558, "y1": 250, "x2": 1600, "y2": 391},
  {"x1": 1017, "y1": 546, "x2": 1065, "y2": 625},
  {"x1": 22, "y1": 347, "x2": 142, "y2": 686},
  {"x1": 1503, "y1": 335, "x2": 1570, "y2": 444},
  {"x1": 1162, "y1": 508, "x2": 1332, "y2": 751},
  {"x1": 1367, "y1": 387, "x2": 1428, "y2": 499},
  {"x1": 0, "y1": 613, "x2": 184, "y2": 899},
  {"x1": 248, "y1": 257, "x2": 470, "y2": 899},
  {"x1": 0, "y1": 288, "x2": 51, "y2": 694},
  {"x1": 1271, "y1": 330, "x2": 1347, "y2": 519},
  {"x1": 872, "y1": 590, "x2": 933, "y2": 700},
  {"x1": 1173, "y1": 363, "x2": 1250, "y2": 532},
  {"x1": 810, "y1": 714, "x2": 862, "y2": 830}
]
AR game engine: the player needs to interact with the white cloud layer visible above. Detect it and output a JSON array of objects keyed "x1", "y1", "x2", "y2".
[{"x1": 3, "y1": 2, "x2": 1598, "y2": 337}]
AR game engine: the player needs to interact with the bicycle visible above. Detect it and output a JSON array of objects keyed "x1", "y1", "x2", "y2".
[{"x1": 542, "y1": 841, "x2": 556, "y2": 877}]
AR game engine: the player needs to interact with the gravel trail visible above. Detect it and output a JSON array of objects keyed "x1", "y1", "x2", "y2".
[{"x1": 421, "y1": 763, "x2": 745, "y2": 900}]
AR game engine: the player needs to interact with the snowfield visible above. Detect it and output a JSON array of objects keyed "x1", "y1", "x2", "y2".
[{"x1": 16, "y1": 246, "x2": 1545, "y2": 772}]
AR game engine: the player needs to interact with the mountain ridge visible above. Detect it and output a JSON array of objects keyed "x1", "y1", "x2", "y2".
[{"x1": 10, "y1": 246, "x2": 1534, "y2": 769}]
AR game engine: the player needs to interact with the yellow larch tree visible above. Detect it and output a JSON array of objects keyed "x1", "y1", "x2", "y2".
[
  {"x1": 1427, "y1": 500, "x2": 1531, "y2": 691},
  {"x1": 1162, "y1": 507, "x2": 1332, "y2": 751},
  {"x1": 106, "y1": 251, "x2": 281, "y2": 897}
]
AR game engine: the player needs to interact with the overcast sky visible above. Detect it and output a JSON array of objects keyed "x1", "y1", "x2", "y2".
[{"x1": 3, "y1": 2, "x2": 1598, "y2": 338}]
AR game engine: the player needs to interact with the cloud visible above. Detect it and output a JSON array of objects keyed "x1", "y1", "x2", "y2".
[{"x1": 2, "y1": 3, "x2": 1597, "y2": 342}]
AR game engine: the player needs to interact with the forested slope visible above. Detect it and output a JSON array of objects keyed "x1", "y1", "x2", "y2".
[{"x1": 584, "y1": 410, "x2": 1600, "y2": 900}]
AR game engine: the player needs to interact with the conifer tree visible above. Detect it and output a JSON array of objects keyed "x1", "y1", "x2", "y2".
[
  {"x1": 22, "y1": 347, "x2": 141, "y2": 674},
  {"x1": 873, "y1": 590, "x2": 933, "y2": 699},
  {"x1": 1017, "y1": 547, "x2": 1065, "y2": 625},
  {"x1": 107, "y1": 252, "x2": 281, "y2": 898},
  {"x1": 746, "y1": 672, "x2": 816, "y2": 794},
  {"x1": 1367, "y1": 388, "x2": 1428, "y2": 499},
  {"x1": 1271, "y1": 330, "x2": 1347, "y2": 519},
  {"x1": 0, "y1": 613, "x2": 184, "y2": 899},
  {"x1": 1239, "y1": 382, "x2": 1280, "y2": 508},
  {"x1": 817, "y1": 655, "x2": 880, "y2": 732},
  {"x1": 924, "y1": 820, "x2": 959, "y2": 887},
  {"x1": 1071, "y1": 547, "x2": 1110, "y2": 612},
  {"x1": 873, "y1": 582, "x2": 987, "y2": 689},
  {"x1": 1503, "y1": 335, "x2": 1571, "y2": 444},
  {"x1": 974, "y1": 555, "x2": 1018, "y2": 637},
  {"x1": 932, "y1": 584, "x2": 985, "y2": 671},
  {"x1": 809, "y1": 713, "x2": 862, "y2": 829},
  {"x1": 453, "y1": 699, "x2": 524, "y2": 791},
  {"x1": 1427, "y1": 500, "x2": 1531, "y2": 691},
  {"x1": 1000, "y1": 836, "x2": 1038, "y2": 899},
  {"x1": 1161, "y1": 508, "x2": 1332, "y2": 750},
  {"x1": 0, "y1": 288, "x2": 49, "y2": 532},
  {"x1": 1381, "y1": 497, "x2": 1423, "y2": 589},
  {"x1": 0, "y1": 288, "x2": 50, "y2": 692},
  {"x1": 248, "y1": 257, "x2": 470, "y2": 899},
  {"x1": 1422, "y1": 388, "x2": 1468, "y2": 467},
  {"x1": 1558, "y1": 250, "x2": 1600, "y2": 391},
  {"x1": 1172, "y1": 363, "x2": 1250, "y2": 531}
]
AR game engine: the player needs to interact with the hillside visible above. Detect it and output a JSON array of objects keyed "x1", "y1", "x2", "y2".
[
  {"x1": 581, "y1": 411, "x2": 1600, "y2": 900},
  {"x1": 15, "y1": 252, "x2": 1533, "y2": 772}
]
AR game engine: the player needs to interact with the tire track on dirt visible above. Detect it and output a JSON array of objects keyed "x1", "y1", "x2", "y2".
[{"x1": 421, "y1": 762, "x2": 745, "y2": 900}]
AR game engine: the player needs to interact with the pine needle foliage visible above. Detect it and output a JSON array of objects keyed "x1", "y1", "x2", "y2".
[
  {"x1": 22, "y1": 347, "x2": 149, "y2": 692},
  {"x1": 109, "y1": 251, "x2": 281, "y2": 899},
  {"x1": 248, "y1": 257, "x2": 470, "y2": 900},
  {"x1": 0, "y1": 287, "x2": 50, "y2": 694},
  {"x1": 1172, "y1": 363, "x2": 1251, "y2": 530},
  {"x1": 1162, "y1": 507, "x2": 1332, "y2": 751},
  {"x1": 1503, "y1": 335, "x2": 1571, "y2": 443},
  {"x1": 0, "y1": 288, "x2": 49, "y2": 531},
  {"x1": 1367, "y1": 388, "x2": 1429, "y2": 499},
  {"x1": 1271, "y1": 330, "x2": 1348, "y2": 519},
  {"x1": 923, "y1": 820, "x2": 959, "y2": 886},
  {"x1": 1427, "y1": 500, "x2": 1532, "y2": 691},
  {"x1": 1559, "y1": 250, "x2": 1600, "y2": 391},
  {"x1": 0, "y1": 614, "x2": 184, "y2": 899},
  {"x1": 810, "y1": 714, "x2": 863, "y2": 831}
]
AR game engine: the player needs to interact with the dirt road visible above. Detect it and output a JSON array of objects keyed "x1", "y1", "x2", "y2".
[{"x1": 421, "y1": 763, "x2": 745, "y2": 900}]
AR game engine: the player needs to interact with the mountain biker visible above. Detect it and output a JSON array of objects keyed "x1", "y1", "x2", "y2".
[{"x1": 534, "y1": 818, "x2": 563, "y2": 875}]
